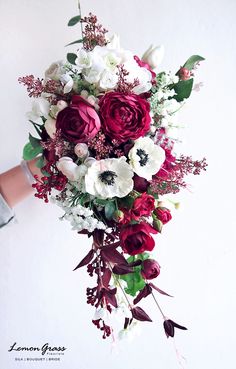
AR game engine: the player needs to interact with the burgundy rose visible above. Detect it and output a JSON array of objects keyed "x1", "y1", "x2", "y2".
[
  {"x1": 131, "y1": 193, "x2": 155, "y2": 220},
  {"x1": 154, "y1": 207, "x2": 172, "y2": 224},
  {"x1": 99, "y1": 92, "x2": 151, "y2": 143},
  {"x1": 141, "y1": 259, "x2": 161, "y2": 280},
  {"x1": 120, "y1": 222, "x2": 158, "y2": 255},
  {"x1": 56, "y1": 95, "x2": 101, "y2": 143}
]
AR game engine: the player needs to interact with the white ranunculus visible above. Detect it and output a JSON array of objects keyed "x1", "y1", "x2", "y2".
[
  {"x1": 124, "y1": 59, "x2": 152, "y2": 94},
  {"x1": 85, "y1": 157, "x2": 134, "y2": 199},
  {"x1": 57, "y1": 157, "x2": 87, "y2": 181},
  {"x1": 45, "y1": 61, "x2": 65, "y2": 80},
  {"x1": 128, "y1": 137, "x2": 165, "y2": 180},
  {"x1": 99, "y1": 70, "x2": 118, "y2": 90},
  {"x1": 142, "y1": 45, "x2": 164, "y2": 69},
  {"x1": 84, "y1": 68, "x2": 102, "y2": 84},
  {"x1": 44, "y1": 117, "x2": 56, "y2": 138},
  {"x1": 27, "y1": 97, "x2": 50, "y2": 123}
]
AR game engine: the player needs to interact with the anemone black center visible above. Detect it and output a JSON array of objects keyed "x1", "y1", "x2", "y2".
[
  {"x1": 136, "y1": 149, "x2": 149, "y2": 166},
  {"x1": 99, "y1": 170, "x2": 117, "y2": 185}
]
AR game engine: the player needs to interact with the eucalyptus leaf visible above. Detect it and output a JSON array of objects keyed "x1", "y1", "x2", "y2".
[
  {"x1": 66, "y1": 39, "x2": 83, "y2": 47},
  {"x1": 67, "y1": 15, "x2": 81, "y2": 27},
  {"x1": 67, "y1": 53, "x2": 77, "y2": 65},
  {"x1": 183, "y1": 55, "x2": 205, "y2": 70},
  {"x1": 23, "y1": 142, "x2": 43, "y2": 161}
]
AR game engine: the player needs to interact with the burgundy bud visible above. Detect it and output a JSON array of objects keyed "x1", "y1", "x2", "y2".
[{"x1": 141, "y1": 259, "x2": 161, "y2": 280}]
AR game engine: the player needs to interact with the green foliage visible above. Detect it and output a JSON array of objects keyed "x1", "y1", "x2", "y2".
[
  {"x1": 67, "y1": 53, "x2": 77, "y2": 65},
  {"x1": 23, "y1": 142, "x2": 43, "y2": 161},
  {"x1": 120, "y1": 253, "x2": 150, "y2": 297},
  {"x1": 105, "y1": 201, "x2": 116, "y2": 220},
  {"x1": 29, "y1": 133, "x2": 41, "y2": 148},
  {"x1": 173, "y1": 78, "x2": 194, "y2": 102},
  {"x1": 67, "y1": 15, "x2": 81, "y2": 27},
  {"x1": 36, "y1": 155, "x2": 45, "y2": 169},
  {"x1": 118, "y1": 195, "x2": 135, "y2": 210},
  {"x1": 183, "y1": 55, "x2": 205, "y2": 70}
]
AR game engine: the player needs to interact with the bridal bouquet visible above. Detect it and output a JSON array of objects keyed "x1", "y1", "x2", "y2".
[{"x1": 19, "y1": 12, "x2": 206, "y2": 340}]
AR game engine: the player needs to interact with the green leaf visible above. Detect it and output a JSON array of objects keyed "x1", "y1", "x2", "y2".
[
  {"x1": 105, "y1": 201, "x2": 116, "y2": 220},
  {"x1": 65, "y1": 39, "x2": 83, "y2": 47},
  {"x1": 121, "y1": 271, "x2": 145, "y2": 297},
  {"x1": 173, "y1": 78, "x2": 194, "y2": 102},
  {"x1": 23, "y1": 142, "x2": 43, "y2": 161},
  {"x1": 36, "y1": 155, "x2": 45, "y2": 169},
  {"x1": 118, "y1": 195, "x2": 135, "y2": 210},
  {"x1": 67, "y1": 15, "x2": 81, "y2": 27},
  {"x1": 79, "y1": 193, "x2": 90, "y2": 206},
  {"x1": 29, "y1": 133, "x2": 41, "y2": 149},
  {"x1": 183, "y1": 55, "x2": 205, "y2": 70},
  {"x1": 94, "y1": 199, "x2": 107, "y2": 206},
  {"x1": 67, "y1": 53, "x2": 77, "y2": 65}
]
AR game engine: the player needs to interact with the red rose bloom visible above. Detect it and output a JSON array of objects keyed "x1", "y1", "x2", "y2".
[
  {"x1": 56, "y1": 95, "x2": 101, "y2": 143},
  {"x1": 154, "y1": 207, "x2": 172, "y2": 224},
  {"x1": 99, "y1": 92, "x2": 151, "y2": 143},
  {"x1": 131, "y1": 193, "x2": 155, "y2": 220},
  {"x1": 141, "y1": 259, "x2": 161, "y2": 280},
  {"x1": 120, "y1": 222, "x2": 158, "y2": 255}
]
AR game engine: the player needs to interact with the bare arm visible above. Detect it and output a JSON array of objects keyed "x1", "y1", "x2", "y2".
[{"x1": 0, "y1": 158, "x2": 42, "y2": 208}]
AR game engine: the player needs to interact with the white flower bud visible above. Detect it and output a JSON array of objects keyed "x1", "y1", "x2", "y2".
[
  {"x1": 44, "y1": 117, "x2": 56, "y2": 138},
  {"x1": 142, "y1": 45, "x2": 164, "y2": 69},
  {"x1": 74, "y1": 143, "x2": 89, "y2": 159}
]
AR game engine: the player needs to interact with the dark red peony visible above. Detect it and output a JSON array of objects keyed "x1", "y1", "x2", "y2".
[
  {"x1": 120, "y1": 222, "x2": 158, "y2": 255},
  {"x1": 141, "y1": 259, "x2": 161, "y2": 280},
  {"x1": 131, "y1": 193, "x2": 155, "y2": 220},
  {"x1": 99, "y1": 92, "x2": 151, "y2": 143},
  {"x1": 154, "y1": 207, "x2": 172, "y2": 224},
  {"x1": 56, "y1": 95, "x2": 101, "y2": 143}
]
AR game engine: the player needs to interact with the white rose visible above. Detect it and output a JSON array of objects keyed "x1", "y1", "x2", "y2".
[
  {"x1": 74, "y1": 143, "x2": 89, "y2": 159},
  {"x1": 44, "y1": 117, "x2": 56, "y2": 138},
  {"x1": 142, "y1": 45, "x2": 164, "y2": 69},
  {"x1": 45, "y1": 61, "x2": 64, "y2": 80},
  {"x1": 57, "y1": 157, "x2": 87, "y2": 181}
]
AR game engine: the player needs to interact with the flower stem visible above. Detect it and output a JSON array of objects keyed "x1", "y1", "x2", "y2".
[
  {"x1": 151, "y1": 291, "x2": 166, "y2": 320},
  {"x1": 78, "y1": 0, "x2": 83, "y2": 40}
]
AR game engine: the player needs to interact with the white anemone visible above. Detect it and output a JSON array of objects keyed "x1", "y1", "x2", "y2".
[
  {"x1": 85, "y1": 157, "x2": 134, "y2": 199},
  {"x1": 128, "y1": 137, "x2": 165, "y2": 180}
]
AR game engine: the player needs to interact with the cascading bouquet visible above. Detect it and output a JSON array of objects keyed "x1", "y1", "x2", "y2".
[{"x1": 19, "y1": 11, "x2": 207, "y2": 340}]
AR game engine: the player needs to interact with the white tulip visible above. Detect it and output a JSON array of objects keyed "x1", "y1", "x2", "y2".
[
  {"x1": 142, "y1": 45, "x2": 164, "y2": 69},
  {"x1": 57, "y1": 157, "x2": 87, "y2": 181},
  {"x1": 44, "y1": 117, "x2": 56, "y2": 138}
]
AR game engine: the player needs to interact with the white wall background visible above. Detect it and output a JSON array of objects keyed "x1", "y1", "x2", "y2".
[{"x1": 0, "y1": 0, "x2": 235, "y2": 368}]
